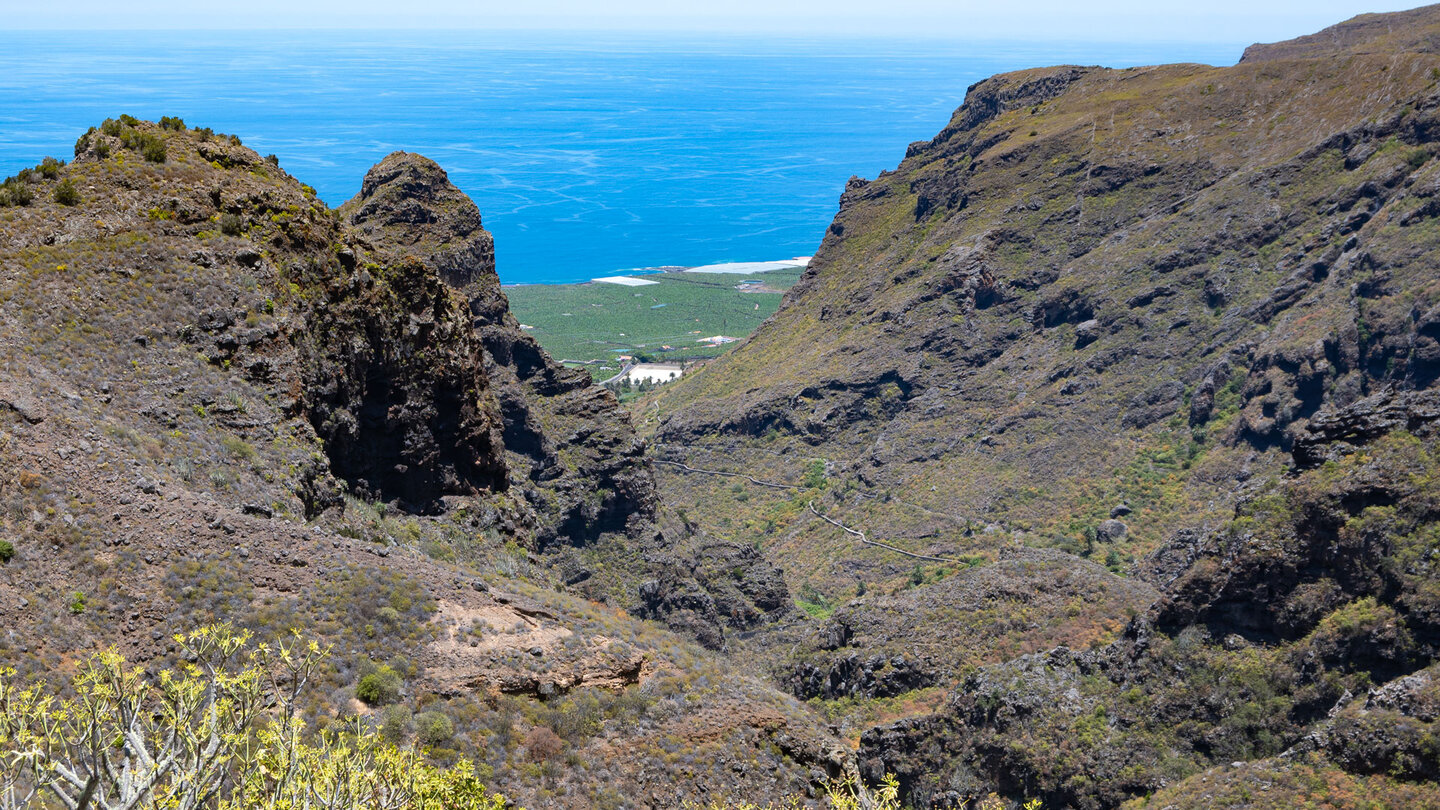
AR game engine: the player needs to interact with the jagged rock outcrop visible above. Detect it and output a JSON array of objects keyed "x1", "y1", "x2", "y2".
[
  {"x1": 297, "y1": 253, "x2": 509, "y2": 513},
  {"x1": 339, "y1": 152, "x2": 787, "y2": 648},
  {"x1": 341, "y1": 151, "x2": 498, "y2": 298},
  {"x1": 857, "y1": 382, "x2": 1440, "y2": 808},
  {"x1": 341, "y1": 152, "x2": 657, "y2": 544}
]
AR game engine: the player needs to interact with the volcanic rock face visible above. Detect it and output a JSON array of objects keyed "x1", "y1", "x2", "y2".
[
  {"x1": 298, "y1": 251, "x2": 509, "y2": 513},
  {"x1": 342, "y1": 151, "x2": 498, "y2": 297},
  {"x1": 336, "y1": 153, "x2": 787, "y2": 649},
  {"x1": 342, "y1": 152, "x2": 658, "y2": 546},
  {"x1": 854, "y1": 388, "x2": 1440, "y2": 808}
]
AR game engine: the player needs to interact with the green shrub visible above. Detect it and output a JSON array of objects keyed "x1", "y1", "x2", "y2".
[
  {"x1": 159, "y1": 115, "x2": 186, "y2": 131},
  {"x1": 118, "y1": 113, "x2": 140, "y2": 126},
  {"x1": 220, "y1": 212, "x2": 243, "y2": 236},
  {"x1": 141, "y1": 136, "x2": 167, "y2": 163},
  {"x1": 804, "y1": 459, "x2": 828, "y2": 489},
  {"x1": 379, "y1": 704, "x2": 412, "y2": 742},
  {"x1": 414, "y1": 711, "x2": 455, "y2": 746},
  {"x1": 38, "y1": 156, "x2": 64, "y2": 179},
  {"x1": 117, "y1": 127, "x2": 166, "y2": 162},
  {"x1": 356, "y1": 664, "x2": 403, "y2": 706},
  {"x1": 53, "y1": 179, "x2": 80, "y2": 206},
  {"x1": 0, "y1": 539, "x2": 14, "y2": 562},
  {"x1": 0, "y1": 179, "x2": 34, "y2": 207},
  {"x1": 100, "y1": 118, "x2": 123, "y2": 137},
  {"x1": 221, "y1": 435, "x2": 257, "y2": 462},
  {"x1": 68, "y1": 591, "x2": 86, "y2": 615}
]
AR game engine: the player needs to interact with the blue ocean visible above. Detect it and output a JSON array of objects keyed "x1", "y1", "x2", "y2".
[{"x1": 1, "y1": 31, "x2": 1241, "y2": 283}]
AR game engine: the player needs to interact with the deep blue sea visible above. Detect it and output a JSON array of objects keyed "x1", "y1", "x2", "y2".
[{"x1": 1, "y1": 31, "x2": 1242, "y2": 283}]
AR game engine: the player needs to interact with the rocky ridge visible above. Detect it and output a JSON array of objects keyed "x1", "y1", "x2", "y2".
[
  {"x1": 0, "y1": 118, "x2": 825, "y2": 807},
  {"x1": 648, "y1": 5, "x2": 1440, "y2": 599}
]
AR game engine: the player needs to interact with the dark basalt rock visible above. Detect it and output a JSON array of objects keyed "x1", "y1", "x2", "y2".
[
  {"x1": 1292, "y1": 388, "x2": 1440, "y2": 470},
  {"x1": 1095, "y1": 518, "x2": 1128, "y2": 544},
  {"x1": 341, "y1": 151, "x2": 785, "y2": 648},
  {"x1": 300, "y1": 254, "x2": 509, "y2": 513},
  {"x1": 340, "y1": 151, "x2": 656, "y2": 539}
]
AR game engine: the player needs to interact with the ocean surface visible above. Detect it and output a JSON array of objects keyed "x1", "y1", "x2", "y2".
[{"x1": 1, "y1": 31, "x2": 1242, "y2": 283}]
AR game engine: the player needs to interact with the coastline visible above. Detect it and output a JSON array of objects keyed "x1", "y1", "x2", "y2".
[{"x1": 500, "y1": 256, "x2": 810, "y2": 287}]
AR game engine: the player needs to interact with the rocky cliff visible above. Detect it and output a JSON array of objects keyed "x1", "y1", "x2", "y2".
[
  {"x1": 858, "y1": 387, "x2": 1440, "y2": 808},
  {"x1": 340, "y1": 151, "x2": 657, "y2": 548},
  {"x1": 0, "y1": 118, "x2": 821, "y2": 808}
]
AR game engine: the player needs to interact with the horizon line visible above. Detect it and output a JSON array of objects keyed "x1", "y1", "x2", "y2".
[{"x1": 3, "y1": 26, "x2": 1256, "y2": 46}]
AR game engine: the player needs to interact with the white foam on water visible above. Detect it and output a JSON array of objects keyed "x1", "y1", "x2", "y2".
[{"x1": 592, "y1": 275, "x2": 661, "y2": 286}]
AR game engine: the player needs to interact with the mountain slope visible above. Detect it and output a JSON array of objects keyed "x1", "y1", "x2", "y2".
[
  {"x1": 0, "y1": 118, "x2": 830, "y2": 808},
  {"x1": 644, "y1": 5, "x2": 1440, "y2": 806},
  {"x1": 647, "y1": 5, "x2": 1440, "y2": 596}
]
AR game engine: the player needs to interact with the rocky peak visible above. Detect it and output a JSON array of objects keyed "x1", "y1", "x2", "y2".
[{"x1": 341, "y1": 151, "x2": 500, "y2": 310}]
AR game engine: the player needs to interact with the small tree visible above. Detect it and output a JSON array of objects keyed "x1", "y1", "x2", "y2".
[
  {"x1": 414, "y1": 711, "x2": 454, "y2": 747},
  {"x1": 37, "y1": 157, "x2": 64, "y2": 179},
  {"x1": 0, "y1": 625, "x2": 509, "y2": 810},
  {"x1": 141, "y1": 137, "x2": 167, "y2": 163},
  {"x1": 803, "y1": 459, "x2": 827, "y2": 490}
]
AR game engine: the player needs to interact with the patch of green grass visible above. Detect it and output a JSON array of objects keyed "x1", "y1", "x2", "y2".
[{"x1": 505, "y1": 269, "x2": 802, "y2": 374}]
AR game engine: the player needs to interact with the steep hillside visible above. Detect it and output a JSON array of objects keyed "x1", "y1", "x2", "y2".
[
  {"x1": 643, "y1": 5, "x2": 1440, "y2": 807},
  {"x1": 647, "y1": 4, "x2": 1440, "y2": 597},
  {"x1": 861, "y1": 388, "x2": 1440, "y2": 808},
  {"x1": 0, "y1": 118, "x2": 829, "y2": 808}
]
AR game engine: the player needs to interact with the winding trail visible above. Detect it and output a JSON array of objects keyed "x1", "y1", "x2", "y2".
[{"x1": 806, "y1": 502, "x2": 968, "y2": 565}]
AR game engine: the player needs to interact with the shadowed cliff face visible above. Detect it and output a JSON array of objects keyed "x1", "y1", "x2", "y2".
[
  {"x1": 339, "y1": 152, "x2": 789, "y2": 649},
  {"x1": 341, "y1": 152, "x2": 657, "y2": 542},
  {"x1": 297, "y1": 247, "x2": 509, "y2": 514}
]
